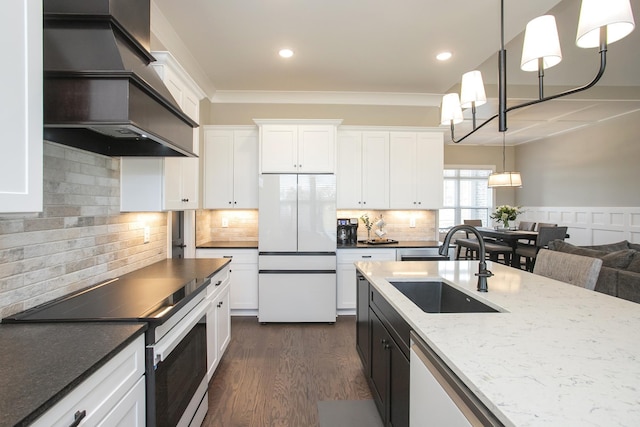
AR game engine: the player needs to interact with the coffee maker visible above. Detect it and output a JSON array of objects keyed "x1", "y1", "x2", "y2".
[{"x1": 337, "y1": 218, "x2": 358, "y2": 246}]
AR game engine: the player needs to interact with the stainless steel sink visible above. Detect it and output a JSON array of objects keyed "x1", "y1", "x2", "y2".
[{"x1": 388, "y1": 281, "x2": 499, "y2": 313}]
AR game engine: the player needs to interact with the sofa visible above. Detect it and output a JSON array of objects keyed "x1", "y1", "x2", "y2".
[{"x1": 547, "y1": 240, "x2": 640, "y2": 304}]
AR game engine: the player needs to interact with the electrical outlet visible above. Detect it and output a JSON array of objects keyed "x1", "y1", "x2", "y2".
[
  {"x1": 409, "y1": 217, "x2": 416, "y2": 228},
  {"x1": 143, "y1": 226, "x2": 150, "y2": 243},
  {"x1": 222, "y1": 218, "x2": 229, "y2": 228}
]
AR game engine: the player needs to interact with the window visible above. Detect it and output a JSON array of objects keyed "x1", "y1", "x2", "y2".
[{"x1": 439, "y1": 168, "x2": 494, "y2": 229}]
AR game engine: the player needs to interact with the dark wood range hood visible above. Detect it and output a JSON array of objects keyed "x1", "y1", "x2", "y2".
[{"x1": 43, "y1": 0, "x2": 198, "y2": 157}]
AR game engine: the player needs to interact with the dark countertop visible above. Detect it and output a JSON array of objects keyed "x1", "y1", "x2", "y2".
[
  {"x1": 340, "y1": 240, "x2": 443, "y2": 249},
  {"x1": 197, "y1": 241, "x2": 259, "y2": 249},
  {"x1": 198, "y1": 240, "x2": 443, "y2": 250},
  {"x1": 0, "y1": 258, "x2": 230, "y2": 426},
  {"x1": 0, "y1": 322, "x2": 146, "y2": 427}
]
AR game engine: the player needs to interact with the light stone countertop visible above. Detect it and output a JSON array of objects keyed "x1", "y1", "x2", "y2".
[{"x1": 355, "y1": 260, "x2": 640, "y2": 427}]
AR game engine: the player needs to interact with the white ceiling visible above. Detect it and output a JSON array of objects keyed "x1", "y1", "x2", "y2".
[{"x1": 152, "y1": 0, "x2": 640, "y2": 145}]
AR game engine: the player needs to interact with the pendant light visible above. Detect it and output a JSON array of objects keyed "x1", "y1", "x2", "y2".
[
  {"x1": 488, "y1": 133, "x2": 522, "y2": 188},
  {"x1": 441, "y1": 0, "x2": 635, "y2": 144}
]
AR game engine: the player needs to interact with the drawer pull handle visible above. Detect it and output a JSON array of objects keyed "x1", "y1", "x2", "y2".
[
  {"x1": 223, "y1": 255, "x2": 233, "y2": 258},
  {"x1": 69, "y1": 410, "x2": 86, "y2": 427},
  {"x1": 362, "y1": 255, "x2": 372, "y2": 259},
  {"x1": 215, "y1": 280, "x2": 222, "y2": 286}
]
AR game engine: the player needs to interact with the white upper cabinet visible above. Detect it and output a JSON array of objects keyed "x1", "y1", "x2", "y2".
[
  {"x1": 0, "y1": 0, "x2": 43, "y2": 213},
  {"x1": 389, "y1": 132, "x2": 444, "y2": 209},
  {"x1": 255, "y1": 119, "x2": 342, "y2": 173},
  {"x1": 336, "y1": 130, "x2": 389, "y2": 210},
  {"x1": 203, "y1": 127, "x2": 258, "y2": 209},
  {"x1": 120, "y1": 52, "x2": 205, "y2": 212}
]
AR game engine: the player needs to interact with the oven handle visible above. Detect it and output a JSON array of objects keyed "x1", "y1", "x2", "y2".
[{"x1": 151, "y1": 296, "x2": 208, "y2": 365}]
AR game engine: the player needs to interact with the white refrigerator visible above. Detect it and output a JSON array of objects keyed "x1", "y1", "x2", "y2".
[{"x1": 258, "y1": 174, "x2": 337, "y2": 322}]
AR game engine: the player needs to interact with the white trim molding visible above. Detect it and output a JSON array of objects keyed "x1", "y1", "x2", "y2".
[
  {"x1": 520, "y1": 206, "x2": 640, "y2": 246},
  {"x1": 210, "y1": 90, "x2": 443, "y2": 106}
]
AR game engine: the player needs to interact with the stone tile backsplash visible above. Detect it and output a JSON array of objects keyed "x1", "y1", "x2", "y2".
[
  {"x1": 195, "y1": 209, "x2": 437, "y2": 245},
  {"x1": 0, "y1": 142, "x2": 167, "y2": 318}
]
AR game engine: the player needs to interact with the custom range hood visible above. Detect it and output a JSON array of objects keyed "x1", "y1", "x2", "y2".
[{"x1": 43, "y1": 0, "x2": 198, "y2": 157}]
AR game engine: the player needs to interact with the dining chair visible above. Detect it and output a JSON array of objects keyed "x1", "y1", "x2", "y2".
[
  {"x1": 455, "y1": 220, "x2": 512, "y2": 265},
  {"x1": 536, "y1": 222, "x2": 557, "y2": 230},
  {"x1": 517, "y1": 221, "x2": 536, "y2": 231},
  {"x1": 515, "y1": 226, "x2": 569, "y2": 271},
  {"x1": 533, "y1": 249, "x2": 603, "y2": 290},
  {"x1": 455, "y1": 220, "x2": 482, "y2": 260}
]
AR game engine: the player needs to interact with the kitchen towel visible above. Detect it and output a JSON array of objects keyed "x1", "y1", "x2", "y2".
[{"x1": 317, "y1": 399, "x2": 383, "y2": 427}]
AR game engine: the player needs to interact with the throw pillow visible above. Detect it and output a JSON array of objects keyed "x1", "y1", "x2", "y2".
[
  {"x1": 600, "y1": 250, "x2": 635, "y2": 269},
  {"x1": 626, "y1": 251, "x2": 640, "y2": 273}
]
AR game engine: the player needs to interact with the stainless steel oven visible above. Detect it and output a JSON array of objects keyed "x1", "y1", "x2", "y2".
[{"x1": 146, "y1": 292, "x2": 209, "y2": 427}]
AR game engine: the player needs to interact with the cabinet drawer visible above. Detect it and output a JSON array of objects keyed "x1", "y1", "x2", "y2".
[
  {"x1": 196, "y1": 248, "x2": 258, "y2": 264},
  {"x1": 338, "y1": 249, "x2": 396, "y2": 264},
  {"x1": 32, "y1": 335, "x2": 145, "y2": 427},
  {"x1": 208, "y1": 266, "x2": 231, "y2": 298}
]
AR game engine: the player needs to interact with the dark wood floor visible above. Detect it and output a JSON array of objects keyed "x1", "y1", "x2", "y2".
[{"x1": 202, "y1": 316, "x2": 372, "y2": 427}]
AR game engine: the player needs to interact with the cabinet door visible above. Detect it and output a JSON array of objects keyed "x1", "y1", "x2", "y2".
[
  {"x1": 336, "y1": 131, "x2": 363, "y2": 209},
  {"x1": 229, "y1": 262, "x2": 259, "y2": 310},
  {"x1": 415, "y1": 132, "x2": 444, "y2": 209},
  {"x1": 233, "y1": 129, "x2": 259, "y2": 208},
  {"x1": 206, "y1": 296, "x2": 218, "y2": 381},
  {"x1": 389, "y1": 344, "x2": 410, "y2": 427},
  {"x1": 0, "y1": 0, "x2": 42, "y2": 213},
  {"x1": 97, "y1": 377, "x2": 145, "y2": 427},
  {"x1": 163, "y1": 158, "x2": 198, "y2": 210},
  {"x1": 298, "y1": 125, "x2": 335, "y2": 173},
  {"x1": 370, "y1": 309, "x2": 390, "y2": 419},
  {"x1": 260, "y1": 125, "x2": 298, "y2": 173},
  {"x1": 389, "y1": 132, "x2": 418, "y2": 209},
  {"x1": 356, "y1": 274, "x2": 370, "y2": 375},
  {"x1": 203, "y1": 130, "x2": 234, "y2": 209},
  {"x1": 361, "y1": 132, "x2": 389, "y2": 210},
  {"x1": 215, "y1": 284, "x2": 231, "y2": 357}
]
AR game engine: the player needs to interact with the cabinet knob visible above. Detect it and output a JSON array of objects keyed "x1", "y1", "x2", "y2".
[
  {"x1": 381, "y1": 339, "x2": 387, "y2": 344},
  {"x1": 418, "y1": 201, "x2": 421, "y2": 205},
  {"x1": 234, "y1": 201, "x2": 237, "y2": 204},
  {"x1": 363, "y1": 201, "x2": 366, "y2": 205},
  {"x1": 384, "y1": 344, "x2": 391, "y2": 350},
  {"x1": 228, "y1": 201, "x2": 232, "y2": 204}
]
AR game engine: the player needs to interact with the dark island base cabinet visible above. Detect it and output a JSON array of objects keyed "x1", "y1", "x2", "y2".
[{"x1": 356, "y1": 272, "x2": 410, "y2": 427}]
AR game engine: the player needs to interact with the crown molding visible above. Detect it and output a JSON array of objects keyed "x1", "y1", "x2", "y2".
[{"x1": 209, "y1": 90, "x2": 443, "y2": 106}]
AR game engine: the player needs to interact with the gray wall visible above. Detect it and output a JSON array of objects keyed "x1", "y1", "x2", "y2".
[{"x1": 515, "y1": 109, "x2": 640, "y2": 207}]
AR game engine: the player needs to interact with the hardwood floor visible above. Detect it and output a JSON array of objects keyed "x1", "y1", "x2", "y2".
[{"x1": 202, "y1": 316, "x2": 372, "y2": 427}]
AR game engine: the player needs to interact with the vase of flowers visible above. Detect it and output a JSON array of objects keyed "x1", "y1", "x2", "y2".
[
  {"x1": 490, "y1": 205, "x2": 522, "y2": 229},
  {"x1": 360, "y1": 213, "x2": 373, "y2": 241}
]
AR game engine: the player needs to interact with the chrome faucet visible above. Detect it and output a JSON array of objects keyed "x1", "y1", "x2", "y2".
[{"x1": 439, "y1": 225, "x2": 494, "y2": 292}]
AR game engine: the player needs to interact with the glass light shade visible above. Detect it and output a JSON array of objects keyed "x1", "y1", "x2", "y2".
[
  {"x1": 460, "y1": 71, "x2": 487, "y2": 109},
  {"x1": 521, "y1": 15, "x2": 563, "y2": 72},
  {"x1": 488, "y1": 172, "x2": 523, "y2": 188},
  {"x1": 576, "y1": 0, "x2": 635, "y2": 48},
  {"x1": 440, "y1": 93, "x2": 463, "y2": 125}
]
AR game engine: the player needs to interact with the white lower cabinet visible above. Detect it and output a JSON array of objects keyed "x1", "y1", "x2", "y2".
[
  {"x1": 196, "y1": 249, "x2": 259, "y2": 314},
  {"x1": 32, "y1": 335, "x2": 145, "y2": 427},
  {"x1": 206, "y1": 266, "x2": 231, "y2": 380},
  {"x1": 337, "y1": 249, "x2": 396, "y2": 313}
]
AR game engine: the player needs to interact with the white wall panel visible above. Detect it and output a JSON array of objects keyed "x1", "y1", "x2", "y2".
[{"x1": 520, "y1": 207, "x2": 640, "y2": 246}]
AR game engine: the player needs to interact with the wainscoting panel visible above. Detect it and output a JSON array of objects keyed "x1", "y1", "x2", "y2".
[{"x1": 519, "y1": 207, "x2": 640, "y2": 246}]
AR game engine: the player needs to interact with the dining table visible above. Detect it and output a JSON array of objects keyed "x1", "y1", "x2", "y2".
[{"x1": 476, "y1": 227, "x2": 538, "y2": 268}]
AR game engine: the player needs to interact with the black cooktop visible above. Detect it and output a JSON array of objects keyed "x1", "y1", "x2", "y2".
[{"x1": 4, "y1": 276, "x2": 202, "y2": 324}]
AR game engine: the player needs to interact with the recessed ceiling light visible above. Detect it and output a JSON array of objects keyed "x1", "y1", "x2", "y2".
[
  {"x1": 436, "y1": 51, "x2": 452, "y2": 61},
  {"x1": 279, "y1": 49, "x2": 294, "y2": 58}
]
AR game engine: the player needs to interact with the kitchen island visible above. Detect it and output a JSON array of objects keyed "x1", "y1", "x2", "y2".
[{"x1": 356, "y1": 260, "x2": 640, "y2": 426}]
